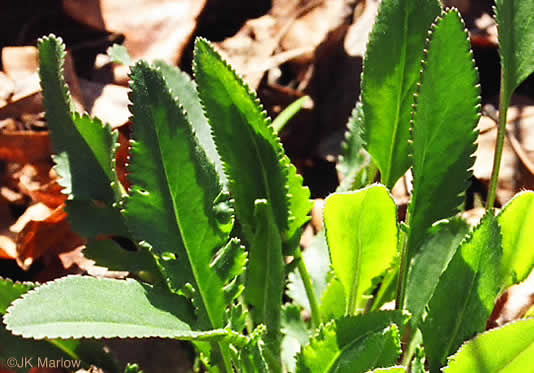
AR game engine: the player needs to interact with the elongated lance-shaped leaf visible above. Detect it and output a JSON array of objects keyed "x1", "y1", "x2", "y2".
[
  {"x1": 495, "y1": 0, "x2": 534, "y2": 102},
  {"x1": 38, "y1": 35, "x2": 119, "y2": 203},
  {"x1": 194, "y1": 38, "x2": 311, "y2": 249},
  {"x1": 324, "y1": 185, "x2": 398, "y2": 315},
  {"x1": 407, "y1": 10, "x2": 480, "y2": 257},
  {"x1": 245, "y1": 200, "x2": 284, "y2": 356},
  {"x1": 497, "y1": 191, "x2": 534, "y2": 288},
  {"x1": 421, "y1": 212, "x2": 503, "y2": 373},
  {"x1": 361, "y1": 0, "x2": 441, "y2": 188},
  {"x1": 4, "y1": 276, "x2": 229, "y2": 340},
  {"x1": 154, "y1": 60, "x2": 225, "y2": 184},
  {"x1": 405, "y1": 218, "x2": 470, "y2": 327},
  {"x1": 124, "y1": 61, "x2": 245, "y2": 335},
  {"x1": 443, "y1": 318, "x2": 534, "y2": 373},
  {"x1": 296, "y1": 311, "x2": 407, "y2": 373}
]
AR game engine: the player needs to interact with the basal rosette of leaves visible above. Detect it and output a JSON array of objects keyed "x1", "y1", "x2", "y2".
[{"x1": 2, "y1": 1, "x2": 534, "y2": 372}]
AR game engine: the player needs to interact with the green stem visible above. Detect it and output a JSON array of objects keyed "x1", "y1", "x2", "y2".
[
  {"x1": 271, "y1": 96, "x2": 311, "y2": 134},
  {"x1": 395, "y1": 220, "x2": 410, "y2": 311},
  {"x1": 486, "y1": 72, "x2": 510, "y2": 210},
  {"x1": 294, "y1": 247, "x2": 321, "y2": 328}
]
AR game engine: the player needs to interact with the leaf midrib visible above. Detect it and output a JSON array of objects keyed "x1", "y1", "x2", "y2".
[
  {"x1": 152, "y1": 106, "x2": 219, "y2": 330},
  {"x1": 384, "y1": 3, "x2": 410, "y2": 186}
]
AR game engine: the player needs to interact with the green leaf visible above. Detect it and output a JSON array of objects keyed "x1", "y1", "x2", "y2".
[
  {"x1": 107, "y1": 44, "x2": 132, "y2": 65},
  {"x1": 421, "y1": 212, "x2": 503, "y2": 373},
  {"x1": 495, "y1": 0, "x2": 534, "y2": 102},
  {"x1": 124, "y1": 61, "x2": 245, "y2": 335},
  {"x1": 0, "y1": 278, "x2": 34, "y2": 314},
  {"x1": 296, "y1": 311, "x2": 407, "y2": 373},
  {"x1": 365, "y1": 368, "x2": 406, "y2": 373},
  {"x1": 281, "y1": 305, "x2": 310, "y2": 372},
  {"x1": 271, "y1": 96, "x2": 311, "y2": 133},
  {"x1": 124, "y1": 363, "x2": 144, "y2": 373},
  {"x1": 193, "y1": 37, "x2": 289, "y2": 240},
  {"x1": 407, "y1": 10, "x2": 480, "y2": 256},
  {"x1": 154, "y1": 60, "x2": 225, "y2": 184},
  {"x1": 443, "y1": 318, "x2": 534, "y2": 373},
  {"x1": 1, "y1": 279, "x2": 118, "y2": 372},
  {"x1": 83, "y1": 239, "x2": 159, "y2": 274},
  {"x1": 336, "y1": 103, "x2": 371, "y2": 192},
  {"x1": 497, "y1": 191, "x2": 534, "y2": 288},
  {"x1": 361, "y1": 0, "x2": 441, "y2": 187},
  {"x1": 245, "y1": 200, "x2": 284, "y2": 354},
  {"x1": 4, "y1": 276, "x2": 228, "y2": 340},
  {"x1": 287, "y1": 231, "x2": 330, "y2": 313},
  {"x1": 405, "y1": 218, "x2": 470, "y2": 326},
  {"x1": 38, "y1": 35, "x2": 118, "y2": 203},
  {"x1": 323, "y1": 185, "x2": 398, "y2": 315}
]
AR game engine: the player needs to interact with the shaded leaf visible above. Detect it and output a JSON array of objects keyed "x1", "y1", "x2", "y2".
[
  {"x1": 495, "y1": 0, "x2": 534, "y2": 102},
  {"x1": 124, "y1": 61, "x2": 243, "y2": 336},
  {"x1": 497, "y1": 191, "x2": 534, "y2": 288},
  {"x1": 361, "y1": 0, "x2": 442, "y2": 187},
  {"x1": 319, "y1": 275, "x2": 345, "y2": 322},
  {"x1": 193, "y1": 37, "x2": 289, "y2": 240},
  {"x1": 336, "y1": 103, "x2": 370, "y2": 192},
  {"x1": 287, "y1": 231, "x2": 330, "y2": 313},
  {"x1": 405, "y1": 218, "x2": 470, "y2": 326},
  {"x1": 443, "y1": 318, "x2": 534, "y2": 373},
  {"x1": 4, "y1": 276, "x2": 228, "y2": 340},
  {"x1": 65, "y1": 200, "x2": 130, "y2": 238},
  {"x1": 0, "y1": 278, "x2": 34, "y2": 314},
  {"x1": 407, "y1": 10, "x2": 480, "y2": 257},
  {"x1": 324, "y1": 185, "x2": 397, "y2": 314},
  {"x1": 83, "y1": 239, "x2": 159, "y2": 274},
  {"x1": 421, "y1": 212, "x2": 503, "y2": 372},
  {"x1": 245, "y1": 200, "x2": 284, "y2": 355},
  {"x1": 154, "y1": 60, "x2": 225, "y2": 183},
  {"x1": 38, "y1": 35, "x2": 118, "y2": 202},
  {"x1": 281, "y1": 305, "x2": 310, "y2": 372}
]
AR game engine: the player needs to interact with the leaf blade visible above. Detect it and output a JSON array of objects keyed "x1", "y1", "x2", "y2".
[
  {"x1": 443, "y1": 318, "x2": 534, "y2": 373},
  {"x1": 497, "y1": 191, "x2": 534, "y2": 288},
  {"x1": 3, "y1": 276, "x2": 227, "y2": 340},
  {"x1": 407, "y1": 10, "x2": 480, "y2": 256},
  {"x1": 421, "y1": 212, "x2": 503, "y2": 372},
  {"x1": 124, "y1": 61, "x2": 243, "y2": 332},
  {"x1": 324, "y1": 185, "x2": 398, "y2": 315},
  {"x1": 495, "y1": 0, "x2": 534, "y2": 101},
  {"x1": 361, "y1": 0, "x2": 442, "y2": 187}
]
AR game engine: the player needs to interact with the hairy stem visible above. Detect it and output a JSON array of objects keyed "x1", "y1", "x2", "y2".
[
  {"x1": 487, "y1": 72, "x2": 510, "y2": 210},
  {"x1": 294, "y1": 247, "x2": 321, "y2": 328}
]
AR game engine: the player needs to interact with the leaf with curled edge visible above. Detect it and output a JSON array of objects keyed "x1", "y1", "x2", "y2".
[
  {"x1": 4, "y1": 276, "x2": 228, "y2": 341},
  {"x1": 361, "y1": 0, "x2": 442, "y2": 188},
  {"x1": 407, "y1": 10, "x2": 480, "y2": 258},
  {"x1": 123, "y1": 61, "x2": 245, "y2": 339}
]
